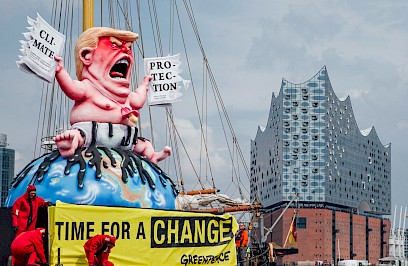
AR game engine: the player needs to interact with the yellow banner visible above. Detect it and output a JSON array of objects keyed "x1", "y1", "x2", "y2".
[{"x1": 49, "y1": 202, "x2": 238, "y2": 265}]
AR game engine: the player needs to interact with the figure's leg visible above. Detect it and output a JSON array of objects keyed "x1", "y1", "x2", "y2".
[
  {"x1": 26, "y1": 251, "x2": 40, "y2": 265},
  {"x1": 133, "y1": 138, "x2": 172, "y2": 163},
  {"x1": 94, "y1": 254, "x2": 103, "y2": 266},
  {"x1": 11, "y1": 245, "x2": 27, "y2": 266},
  {"x1": 12, "y1": 256, "x2": 26, "y2": 266},
  {"x1": 53, "y1": 129, "x2": 85, "y2": 158}
]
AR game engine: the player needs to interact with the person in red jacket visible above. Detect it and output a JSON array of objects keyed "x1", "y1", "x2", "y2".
[
  {"x1": 235, "y1": 223, "x2": 249, "y2": 266},
  {"x1": 84, "y1": 235, "x2": 116, "y2": 266},
  {"x1": 11, "y1": 185, "x2": 50, "y2": 236},
  {"x1": 10, "y1": 228, "x2": 47, "y2": 266}
]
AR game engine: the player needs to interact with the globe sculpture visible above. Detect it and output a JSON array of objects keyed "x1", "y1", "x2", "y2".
[{"x1": 5, "y1": 146, "x2": 178, "y2": 209}]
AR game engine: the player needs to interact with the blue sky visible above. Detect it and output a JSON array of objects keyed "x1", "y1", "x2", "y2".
[{"x1": 0, "y1": 0, "x2": 407, "y2": 218}]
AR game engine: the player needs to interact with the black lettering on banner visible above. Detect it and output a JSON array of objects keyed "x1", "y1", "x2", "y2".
[
  {"x1": 71, "y1": 222, "x2": 84, "y2": 240},
  {"x1": 86, "y1": 222, "x2": 95, "y2": 239},
  {"x1": 151, "y1": 216, "x2": 233, "y2": 248},
  {"x1": 136, "y1": 222, "x2": 146, "y2": 239},
  {"x1": 55, "y1": 221, "x2": 95, "y2": 241},
  {"x1": 101, "y1": 221, "x2": 131, "y2": 239}
]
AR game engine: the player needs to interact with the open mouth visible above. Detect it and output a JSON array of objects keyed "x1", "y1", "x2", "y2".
[{"x1": 109, "y1": 58, "x2": 129, "y2": 80}]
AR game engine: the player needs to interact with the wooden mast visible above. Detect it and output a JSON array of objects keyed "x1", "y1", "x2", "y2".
[{"x1": 83, "y1": 0, "x2": 94, "y2": 32}]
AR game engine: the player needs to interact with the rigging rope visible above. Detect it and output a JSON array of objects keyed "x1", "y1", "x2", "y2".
[{"x1": 174, "y1": 1, "x2": 216, "y2": 190}]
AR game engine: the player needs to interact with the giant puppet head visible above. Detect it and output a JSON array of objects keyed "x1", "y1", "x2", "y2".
[{"x1": 74, "y1": 27, "x2": 137, "y2": 103}]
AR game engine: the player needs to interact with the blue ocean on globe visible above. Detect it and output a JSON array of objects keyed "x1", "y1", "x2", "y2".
[{"x1": 5, "y1": 147, "x2": 178, "y2": 210}]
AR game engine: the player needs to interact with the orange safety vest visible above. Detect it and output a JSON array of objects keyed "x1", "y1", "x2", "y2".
[{"x1": 235, "y1": 229, "x2": 248, "y2": 248}]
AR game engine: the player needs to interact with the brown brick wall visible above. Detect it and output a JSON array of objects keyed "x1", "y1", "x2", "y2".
[{"x1": 251, "y1": 208, "x2": 390, "y2": 265}]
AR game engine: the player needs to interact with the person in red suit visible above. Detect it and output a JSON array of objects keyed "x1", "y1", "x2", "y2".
[
  {"x1": 10, "y1": 228, "x2": 47, "y2": 266},
  {"x1": 11, "y1": 185, "x2": 50, "y2": 236},
  {"x1": 84, "y1": 235, "x2": 116, "y2": 266}
]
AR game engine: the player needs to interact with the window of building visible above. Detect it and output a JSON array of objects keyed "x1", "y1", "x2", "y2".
[
  {"x1": 297, "y1": 217, "x2": 307, "y2": 228},
  {"x1": 302, "y1": 141, "x2": 309, "y2": 147}
]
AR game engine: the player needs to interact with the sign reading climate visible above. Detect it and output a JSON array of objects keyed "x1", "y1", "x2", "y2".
[{"x1": 49, "y1": 202, "x2": 238, "y2": 266}]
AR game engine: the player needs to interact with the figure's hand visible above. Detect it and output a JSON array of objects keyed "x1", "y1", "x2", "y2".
[
  {"x1": 142, "y1": 75, "x2": 152, "y2": 89},
  {"x1": 54, "y1": 55, "x2": 64, "y2": 73},
  {"x1": 12, "y1": 226, "x2": 18, "y2": 233}
]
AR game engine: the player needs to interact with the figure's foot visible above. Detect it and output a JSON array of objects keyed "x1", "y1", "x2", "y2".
[
  {"x1": 53, "y1": 129, "x2": 85, "y2": 158},
  {"x1": 151, "y1": 146, "x2": 172, "y2": 164},
  {"x1": 133, "y1": 139, "x2": 172, "y2": 163}
]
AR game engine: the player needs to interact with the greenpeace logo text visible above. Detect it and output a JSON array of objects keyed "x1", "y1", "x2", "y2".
[{"x1": 180, "y1": 251, "x2": 231, "y2": 265}]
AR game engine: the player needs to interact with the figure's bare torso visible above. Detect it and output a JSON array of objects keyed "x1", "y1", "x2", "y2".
[{"x1": 69, "y1": 83, "x2": 134, "y2": 126}]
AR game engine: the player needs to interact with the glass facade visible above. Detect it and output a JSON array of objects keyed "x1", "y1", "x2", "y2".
[
  {"x1": 0, "y1": 134, "x2": 15, "y2": 207},
  {"x1": 250, "y1": 67, "x2": 391, "y2": 215}
]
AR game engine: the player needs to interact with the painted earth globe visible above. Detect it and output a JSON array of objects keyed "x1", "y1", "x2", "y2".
[{"x1": 5, "y1": 146, "x2": 178, "y2": 209}]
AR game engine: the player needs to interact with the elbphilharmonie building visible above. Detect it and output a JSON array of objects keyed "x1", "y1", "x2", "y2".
[
  {"x1": 250, "y1": 67, "x2": 393, "y2": 264},
  {"x1": 250, "y1": 66, "x2": 391, "y2": 215}
]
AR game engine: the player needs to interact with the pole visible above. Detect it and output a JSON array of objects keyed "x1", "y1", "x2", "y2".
[
  {"x1": 260, "y1": 214, "x2": 265, "y2": 242},
  {"x1": 83, "y1": 0, "x2": 94, "y2": 32},
  {"x1": 262, "y1": 193, "x2": 298, "y2": 243},
  {"x1": 399, "y1": 206, "x2": 403, "y2": 258},
  {"x1": 338, "y1": 239, "x2": 340, "y2": 262}
]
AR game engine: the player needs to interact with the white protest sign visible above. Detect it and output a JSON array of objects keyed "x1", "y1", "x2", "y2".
[
  {"x1": 16, "y1": 13, "x2": 65, "y2": 83},
  {"x1": 144, "y1": 54, "x2": 190, "y2": 106}
]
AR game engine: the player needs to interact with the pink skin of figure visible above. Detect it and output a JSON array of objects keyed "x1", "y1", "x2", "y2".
[{"x1": 53, "y1": 34, "x2": 171, "y2": 163}]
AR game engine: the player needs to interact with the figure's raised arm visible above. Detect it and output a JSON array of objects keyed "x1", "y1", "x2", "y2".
[
  {"x1": 55, "y1": 56, "x2": 86, "y2": 101},
  {"x1": 129, "y1": 75, "x2": 152, "y2": 109}
]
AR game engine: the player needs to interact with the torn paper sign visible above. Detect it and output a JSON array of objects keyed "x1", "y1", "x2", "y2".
[
  {"x1": 16, "y1": 13, "x2": 65, "y2": 83},
  {"x1": 144, "y1": 54, "x2": 190, "y2": 106}
]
